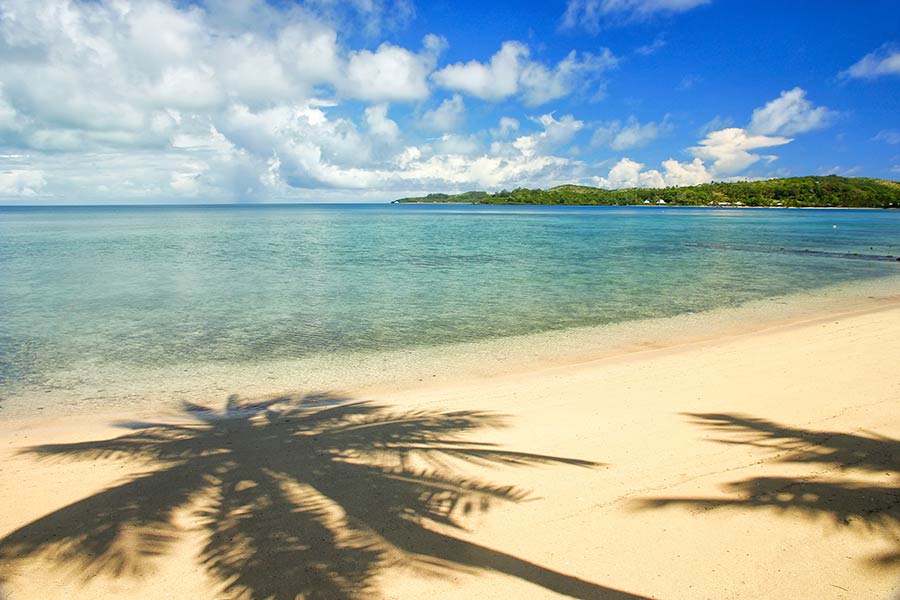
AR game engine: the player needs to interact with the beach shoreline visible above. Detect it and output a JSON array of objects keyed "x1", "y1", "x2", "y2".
[
  {"x1": 1, "y1": 285, "x2": 899, "y2": 599},
  {"x1": 3, "y1": 272, "x2": 900, "y2": 421}
]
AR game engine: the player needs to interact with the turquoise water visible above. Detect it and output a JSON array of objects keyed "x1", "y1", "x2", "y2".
[{"x1": 2, "y1": 204, "x2": 900, "y2": 415}]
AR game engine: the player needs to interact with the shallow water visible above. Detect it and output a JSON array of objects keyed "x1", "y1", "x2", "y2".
[{"x1": 2, "y1": 204, "x2": 899, "y2": 416}]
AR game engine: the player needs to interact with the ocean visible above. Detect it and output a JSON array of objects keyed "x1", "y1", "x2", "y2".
[{"x1": 2, "y1": 203, "x2": 899, "y2": 417}]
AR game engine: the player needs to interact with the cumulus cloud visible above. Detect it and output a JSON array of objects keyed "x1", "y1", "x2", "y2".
[
  {"x1": 592, "y1": 87, "x2": 832, "y2": 189},
  {"x1": 490, "y1": 117, "x2": 520, "y2": 139},
  {"x1": 841, "y1": 43, "x2": 900, "y2": 79},
  {"x1": 562, "y1": 0, "x2": 711, "y2": 31},
  {"x1": 591, "y1": 115, "x2": 672, "y2": 150},
  {"x1": 219, "y1": 103, "x2": 384, "y2": 188},
  {"x1": 343, "y1": 35, "x2": 445, "y2": 102},
  {"x1": 383, "y1": 113, "x2": 588, "y2": 190},
  {"x1": 594, "y1": 158, "x2": 664, "y2": 188},
  {"x1": 432, "y1": 41, "x2": 526, "y2": 101},
  {"x1": 493, "y1": 114, "x2": 584, "y2": 158},
  {"x1": 748, "y1": 87, "x2": 837, "y2": 136},
  {"x1": 690, "y1": 127, "x2": 790, "y2": 174},
  {"x1": 432, "y1": 41, "x2": 617, "y2": 105},
  {"x1": 420, "y1": 94, "x2": 465, "y2": 132},
  {"x1": 0, "y1": 1, "x2": 613, "y2": 200},
  {"x1": 0, "y1": 0, "x2": 439, "y2": 144},
  {"x1": 593, "y1": 157, "x2": 713, "y2": 189},
  {"x1": 364, "y1": 104, "x2": 400, "y2": 141},
  {"x1": 658, "y1": 157, "x2": 712, "y2": 186}
]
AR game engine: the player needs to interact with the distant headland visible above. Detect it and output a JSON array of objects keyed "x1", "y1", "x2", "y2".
[{"x1": 392, "y1": 175, "x2": 900, "y2": 208}]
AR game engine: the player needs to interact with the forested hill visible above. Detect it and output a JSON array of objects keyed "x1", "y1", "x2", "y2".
[{"x1": 392, "y1": 176, "x2": 900, "y2": 208}]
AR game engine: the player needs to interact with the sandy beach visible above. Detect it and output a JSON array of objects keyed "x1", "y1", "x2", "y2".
[{"x1": 1, "y1": 300, "x2": 898, "y2": 600}]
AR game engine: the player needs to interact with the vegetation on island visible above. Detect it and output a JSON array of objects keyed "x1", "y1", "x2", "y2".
[
  {"x1": 393, "y1": 190, "x2": 489, "y2": 203},
  {"x1": 393, "y1": 176, "x2": 900, "y2": 208}
]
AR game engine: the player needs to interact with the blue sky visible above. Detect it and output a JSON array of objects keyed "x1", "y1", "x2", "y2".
[{"x1": 0, "y1": 0, "x2": 898, "y2": 203}]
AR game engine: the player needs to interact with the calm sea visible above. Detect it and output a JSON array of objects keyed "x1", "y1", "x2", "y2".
[{"x1": 2, "y1": 204, "x2": 899, "y2": 416}]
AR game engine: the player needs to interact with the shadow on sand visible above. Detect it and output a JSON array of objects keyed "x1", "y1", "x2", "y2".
[
  {"x1": 635, "y1": 413, "x2": 900, "y2": 568},
  {"x1": 0, "y1": 393, "x2": 648, "y2": 599}
]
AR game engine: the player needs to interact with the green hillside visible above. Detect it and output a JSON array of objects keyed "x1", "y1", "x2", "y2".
[
  {"x1": 394, "y1": 176, "x2": 900, "y2": 208},
  {"x1": 391, "y1": 191, "x2": 488, "y2": 203}
]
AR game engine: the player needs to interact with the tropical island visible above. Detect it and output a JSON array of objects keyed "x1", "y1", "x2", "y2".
[{"x1": 393, "y1": 175, "x2": 900, "y2": 208}]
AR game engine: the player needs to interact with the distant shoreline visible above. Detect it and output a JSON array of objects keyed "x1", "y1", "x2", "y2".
[
  {"x1": 393, "y1": 201, "x2": 894, "y2": 210},
  {"x1": 393, "y1": 175, "x2": 900, "y2": 208}
]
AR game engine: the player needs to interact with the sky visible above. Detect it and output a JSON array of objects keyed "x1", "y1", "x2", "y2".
[{"x1": 0, "y1": 0, "x2": 898, "y2": 204}]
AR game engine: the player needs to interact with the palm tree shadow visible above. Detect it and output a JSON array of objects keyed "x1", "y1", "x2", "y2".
[
  {"x1": 634, "y1": 413, "x2": 900, "y2": 569},
  {"x1": 0, "y1": 392, "x2": 649, "y2": 599}
]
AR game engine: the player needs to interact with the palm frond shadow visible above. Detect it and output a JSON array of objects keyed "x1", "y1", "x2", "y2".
[
  {"x1": 0, "y1": 393, "x2": 648, "y2": 599},
  {"x1": 635, "y1": 413, "x2": 900, "y2": 568}
]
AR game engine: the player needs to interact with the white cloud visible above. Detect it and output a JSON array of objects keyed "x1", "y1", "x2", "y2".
[
  {"x1": 213, "y1": 104, "x2": 588, "y2": 193},
  {"x1": 841, "y1": 43, "x2": 900, "y2": 79},
  {"x1": 511, "y1": 114, "x2": 585, "y2": 157},
  {"x1": 276, "y1": 20, "x2": 343, "y2": 86},
  {"x1": 593, "y1": 157, "x2": 713, "y2": 189},
  {"x1": 219, "y1": 103, "x2": 379, "y2": 188},
  {"x1": 562, "y1": 0, "x2": 711, "y2": 31},
  {"x1": 170, "y1": 164, "x2": 206, "y2": 196},
  {"x1": 592, "y1": 87, "x2": 832, "y2": 189},
  {"x1": 150, "y1": 65, "x2": 225, "y2": 109},
  {"x1": 658, "y1": 157, "x2": 711, "y2": 186},
  {"x1": 594, "y1": 157, "x2": 664, "y2": 188},
  {"x1": 690, "y1": 127, "x2": 790, "y2": 174},
  {"x1": 518, "y1": 49, "x2": 618, "y2": 105},
  {"x1": 0, "y1": 0, "x2": 439, "y2": 145},
  {"x1": 0, "y1": 169, "x2": 46, "y2": 196},
  {"x1": 421, "y1": 94, "x2": 465, "y2": 131},
  {"x1": 490, "y1": 117, "x2": 520, "y2": 139},
  {"x1": 390, "y1": 151, "x2": 579, "y2": 190},
  {"x1": 364, "y1": 104, "x2": 400, "y2": 141},
  {"x1": 0, "y1": 1, "x2": 477, "y2": 200},
  {"x1": 591, "y1": 115, "x2": 672, "y2": 150},
  {"x1": 748, "y1": 87, "x2": 836, "y2": 136},
  {"x1": 343, "y1": 35, "x2": 444, "y2": 102},
  {"x1": 873, "y1": 129, "x2": 900, "y2": 144},
  {"x1": 432, "y1": 41, "x2": 527, "y2": 101},
  {"x1": 432, "y1": 41, "x2": 616, "y2": 105}
]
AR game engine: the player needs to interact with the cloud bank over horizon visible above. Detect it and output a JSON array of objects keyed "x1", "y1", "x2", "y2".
[{"x1": 0, "y1": 0, "x2": 896, "y2": 203}]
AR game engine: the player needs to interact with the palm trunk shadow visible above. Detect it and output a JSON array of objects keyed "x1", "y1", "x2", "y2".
[{"x1": 394, "y1": 527, "x2": 648, "y2": 600}]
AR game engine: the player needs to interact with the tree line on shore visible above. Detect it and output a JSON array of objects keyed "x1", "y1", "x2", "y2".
[{"x1": 394, "y1": 176, "x2": 900, "y2": 208}]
